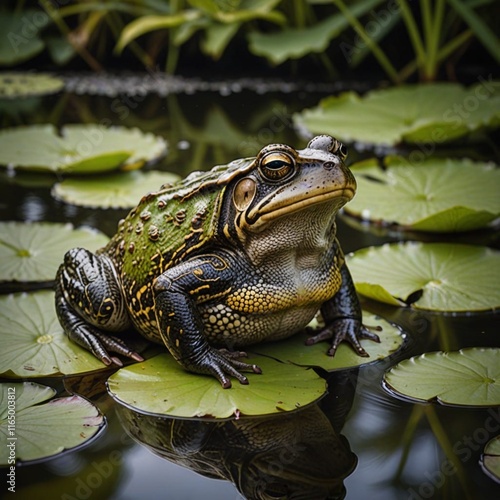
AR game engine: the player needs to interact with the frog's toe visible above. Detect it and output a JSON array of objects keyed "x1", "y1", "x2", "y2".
[
  {"x1": 92, "y1": 331, "x2": 145, "y2": 364},
  {"x1": 199, "y1": 349, "x2": 261, "y2": 389}
]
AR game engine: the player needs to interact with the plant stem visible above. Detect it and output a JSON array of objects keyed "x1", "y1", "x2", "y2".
[
  {"x1": 397, "y1": 0, "x2": 426, "y2": 78},
  {"x1": 437, "y1": 29, "x2": 473, "y2": 64},
  {"x1": 424, "y1": 406, "x2": 475, "y2": 499},
  {"x1": 333, "y1": 0, "x2": 400, "y2": 84}
]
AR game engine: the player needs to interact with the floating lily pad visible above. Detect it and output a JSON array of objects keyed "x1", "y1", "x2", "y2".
[
  {"x1": 346, "y1": 157, "x2": 500, "y2": 232},
  {"x1": 0, "y1": 124, "x2": 167, "y2": 174},
  {"x1": 52, "y1": 170, "x2": 180, "y2": 209},
  {"x1": 0, "y1": 382, "x2": 104, "y2": 464},
  {"x1": 0, "y1": 222, "x2": 108, "y2": 284},
  {"x1": 0, "y1": 291, "x2": 108, "y2": 377},
  {"x1": 347, "y1": 242, "x2": 500, "y2": 311},
  {"x1": 481, "y1": 435, "x2": 500, "y2": 483},
  {"x1": 0, "y1": 73, "x2": 64, "y2": 98},
  {"x1": 295, "y1": 84, "x2": 500, "y2": 146},
  {"x1": 252, "y1": 312, "x2": 403, "y2": 369},
  {"x1": 383, "y1": 348, "x2": 500, "y2": 406},
  {"x1": 107, "y1": 353, "x2": 326, "y2": 419}
]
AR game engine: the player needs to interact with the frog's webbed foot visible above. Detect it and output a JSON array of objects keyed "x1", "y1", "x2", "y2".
[
  {"x1": 305, "y1": 318, "x2": 381, "y2": 357},
  {"x1": 191, "y1": 347, "x2": 262, "y2": 389}
]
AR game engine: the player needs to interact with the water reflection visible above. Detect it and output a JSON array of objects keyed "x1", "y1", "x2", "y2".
[{"x1": 115, "y1": 373, "x2": 358, "y2": 500}]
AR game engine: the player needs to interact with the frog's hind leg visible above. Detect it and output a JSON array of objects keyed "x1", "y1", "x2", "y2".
[{"x1": 55, "y1": 248, "x2": 143, "y2": 366}]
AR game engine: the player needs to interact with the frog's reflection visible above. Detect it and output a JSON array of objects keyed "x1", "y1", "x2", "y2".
[{"x1": 115, "y1": 372, "x2": 358, "y2": 499}]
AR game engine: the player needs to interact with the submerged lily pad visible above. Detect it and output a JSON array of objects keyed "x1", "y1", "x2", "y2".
[
  {"x1": 0, "y1": 222, "x2": 108, "y2": 284},
  {"x1": 0, "y1": 382, "x2": 104, "y2": 464},
  {"x1": 0, "y1": 291, "x2": 108, "y2": 377},
  {"x1": 347, "y1": 242, "x2": 500, "y2": 311},
  {"x1": 0, "y1": 73, "x2": 64, "y2": 98},
  {"x1": 107, "y1": 353, "x2": 326, "y2": 419},
  {"x1": 295, "y1": 84, "x2": 500, "y2": 146},
  {"x1": 347, "y1": 157, "x2": 500, "y2": 232},
  {"x1": 482, "y1": 435, "x2": 500, "y2": 483},
  {"x1": 252, "y1": 312, "x2": 403, "y2": 370},
  {"x1": 383, "y1": 348, "x2": 500, "y2": 406},
  {"x1": 0, "y1": 124, "x2": 167, "y2": 174},
  {"x1": 52, "y1": 170, "x2": 180, "y2": 209}
]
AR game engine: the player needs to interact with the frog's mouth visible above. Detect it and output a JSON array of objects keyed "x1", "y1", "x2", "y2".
[{"x1": 246, "y1": 185, "x2": 355, "y2": 230}]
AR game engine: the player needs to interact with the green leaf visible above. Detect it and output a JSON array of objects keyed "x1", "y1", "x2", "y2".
[
  {"x1": 295, "y1": 83, "x2": 500, "y2": 146},
  {"x1": 0, "y1": 124, "x2": 167, "y2": 174},
  {"x1": 383, "y1": 348, "x2": 500, "y2": 406},
  {"x1": 0, "y1": 382, "x2": 104, "y2": 464},
  {"x1": 248, "y1": 0, "x2": 383, "y2": 64},
  {"x1": 107, "y1": 353, "x2": 326, "y2": 418},
  {"x1": 115, "y1": 11, "x2": 201, "y2": 53},
  {"x1": 251, "y1": 312, "x2": 404, "y2": 370},
  {"x1": 201, "y1": 22, "x2": 240, "y2": 59},
  {"x1": 0, "y1": 291, "x2": 107, "y2": 378},
  {"x1": 52, "y1": 170, "x2": 180, "y2": 209},
  {"x1": 0, "y1": 11, "x2": 50, "y2": 66},
  {"x1": 346, "y1": 156, "x2": 500, "y2": 232},
  {"x1": 0, "y1": 73, "x2": 64, "y2": 98},
  {"x1": 482, "y1": 435, "x2": 500, "y2": 483},
  {"x1": 0, "y1": 222, "x2": 108, "y2": 284},
  {"x1": 347, "y1": 242, "x2": 500, "y2": 311}
]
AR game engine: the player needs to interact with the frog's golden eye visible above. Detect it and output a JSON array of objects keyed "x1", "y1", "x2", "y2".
[
  {"x1": 259, "y1": 152, "x2": 295, "y2": 182},
  {"x1": 333, "y1": 140, "x2": 348, "y2": 161}
]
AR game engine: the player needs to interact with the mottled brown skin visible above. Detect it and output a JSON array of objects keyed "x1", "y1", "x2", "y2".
[{"x1": 55, "y1": 135, "x2": 380, "y2": 388}]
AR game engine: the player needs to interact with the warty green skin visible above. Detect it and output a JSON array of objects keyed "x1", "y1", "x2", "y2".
[{"x1": 55, "y1": 135, "x2": 380, "y2": 388}]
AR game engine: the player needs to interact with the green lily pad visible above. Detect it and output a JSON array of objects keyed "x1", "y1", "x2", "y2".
[
  {"x1": 0, "y1": 291, "x2": 108, "y2": 377},
  {"x1": 383, "y1": 348, "x2": 500, "y2": 406},
  {"x1": 0, "y1": 382, "x2": 104, "y2": 464},
  {"x1": 0, "y1": 124, "x2": 167, "y2": 174},
  {"x1": 347, "y1": 242, "x2": 500, "y2": 311},
  {"x1": 252, "y1": 312, "x2": 403, "y2": 369},
  {"x1": 482, "y1": 435, "x2": 500, "y2": 483},
  {"x1": 106, "y1": 353, "x2": 326, "y2": 418},
  {"x1": 0, "y1": 73, "x2": 64, "y2": 98},
  {"x1": 0, "y1": 222, "x2": 108, "y2": 284},
  {"x1": 295, "y1": 83, "x2": 500, "y2": 146},
  {"x1": 346, "y1": 156, "x2": 500, "y2": 232},
  {"x1": 52, "y1": 170, "x2": 180, "y2": 209},
  {"x1": 0, "y1": 11, "x2": 50, "y2": 66}
]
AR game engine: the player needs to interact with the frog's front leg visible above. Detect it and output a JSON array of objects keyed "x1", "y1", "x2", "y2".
[
  {"x1": 153, "y1": 253, "x2": 262, "y2": 389},
  {"x1": 306, "y1": 263, "x2": 381, "y2": 356},
  {"x1": 55, "y1": 248, "x2": 143, "y2": 366}
]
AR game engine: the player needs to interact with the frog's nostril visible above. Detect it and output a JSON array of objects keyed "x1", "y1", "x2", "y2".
[{"x1": 323, "y1": 161, "x2": 335, "y2": 170}]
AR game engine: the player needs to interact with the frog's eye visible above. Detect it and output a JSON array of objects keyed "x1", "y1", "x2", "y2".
[
  {"x1": 333, "y1": 140, "x2": 348, "y2": 161},
  {"x1": 259, "y1": 152, "x2": 295, "y2": 182}
]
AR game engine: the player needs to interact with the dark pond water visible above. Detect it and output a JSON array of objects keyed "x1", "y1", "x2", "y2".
[{"x1": 1, "y1": 74, "x2": 499, "y2": 500}]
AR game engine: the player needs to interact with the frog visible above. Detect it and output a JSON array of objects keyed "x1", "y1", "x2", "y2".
[{"x1": 55, "y1": 135, "x2": 380, "y2": 388}]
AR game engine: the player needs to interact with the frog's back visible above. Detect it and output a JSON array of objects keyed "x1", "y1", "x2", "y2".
[{"x1": 103, "y1": 158, "x2": 255, "y2": 335}]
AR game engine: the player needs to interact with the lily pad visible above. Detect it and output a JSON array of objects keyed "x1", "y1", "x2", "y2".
[
  {"x1": 252, "y1": 312, "x2": 403, "y2": 370},
  {"x1": 295, "y1": 84, "x2": 500, "y2": 146},
  {"x1": 52, "y1": 170, "x2": 181, "y2": 209},
  {"x1": 0, "y1": 222, "x2": 108, "y2": 284},
  {"x1": 0, "y1": 291, "x2": 108, "y2": 377},
  {"x1": 346, "y1": 156, "x2": 500, "y2": 232},
  {"x1": 0, "y1": 382, "x2": 104, "y2": 464},
  {"x1": 0, "y1": 73, "x2": 64, "y2": 98},
  {"x1": 383, "y1": 348, "x2": 500, "y2": 406},
  {"x1": 0, "y1": 124, "x2": 167, "y2": 174},
  {"x1": 106, "y1": 353, "x2": 326, "y2": 418},
  {"x1": 347, "y1": 242, "x2": 500, "y2": 311},
  {"x1": 481, "y1": 435, "x2": 500, "y2": 483}
]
